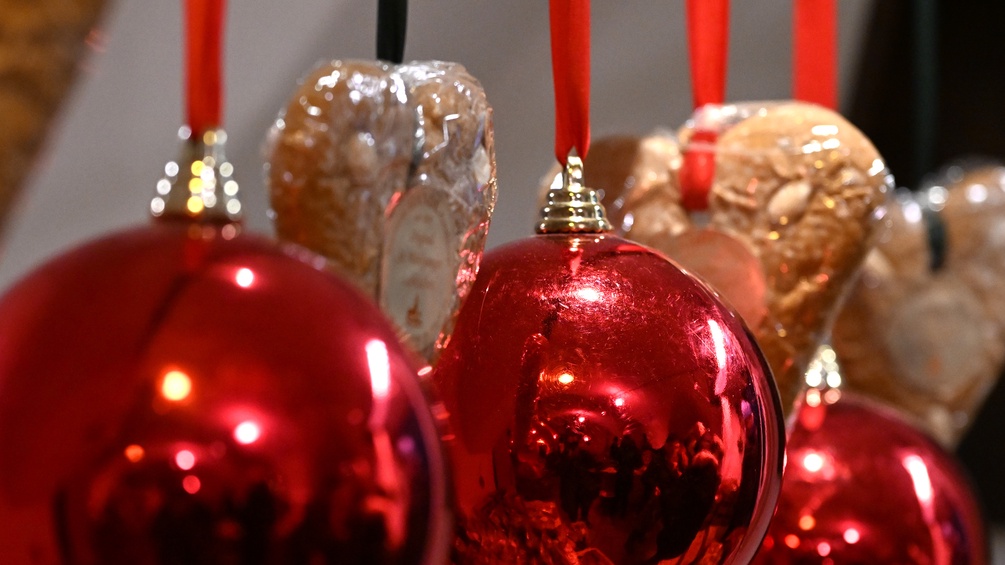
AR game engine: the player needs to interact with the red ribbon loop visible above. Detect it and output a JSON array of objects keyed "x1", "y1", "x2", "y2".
[
  {"x1": 682, "y1": 0, "x2": 729, "y2": 210},
  {"x1": 185, "y1": 0, "x2": 225, "y2": 136},
  {"x1": 793, "y1": 0, "x2": 837, "y2": 109},
  {"x1": 549, "y1": 0, "x2": 590, "y2": 165}
]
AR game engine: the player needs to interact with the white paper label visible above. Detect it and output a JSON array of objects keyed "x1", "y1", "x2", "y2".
[{"x1": 381, "y1": 191, "x2": 457, "y2": 356}]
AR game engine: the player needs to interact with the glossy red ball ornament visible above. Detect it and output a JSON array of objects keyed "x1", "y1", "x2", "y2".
[
  {"x1": 435, "y1": 233, "x2": 785, "y2": 564},
  {"x1": 755, "y1": 391, "x2": 987, "y2": 564},
  {"x1": 0, "y1": 222, "x2": 450, "y2": 564}
]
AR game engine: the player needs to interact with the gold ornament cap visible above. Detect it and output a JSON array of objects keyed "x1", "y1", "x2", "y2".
[
  {"x1": 536, "y1": 155, "x2": 612, "y2": 234},
  {"x1": 151, "y1": 127, "x2": 242, "y2": 224}
]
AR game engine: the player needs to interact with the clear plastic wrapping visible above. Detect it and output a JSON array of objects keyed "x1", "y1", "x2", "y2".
[
  {"x1": 687, "y1": 102, "x2": 891, "y2": 411},
  {"x1": 266, "y1": 59, "x2": 497, "y2": 362},
  {"x1": 833, "y1": 162, "x2": 1005, "y2": 447},
  {"x1": 541, "y1": 102, "x2": 890, "y2": 411}
]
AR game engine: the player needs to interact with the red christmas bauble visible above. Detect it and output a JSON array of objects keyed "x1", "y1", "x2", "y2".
[
  {"x1": 0, "y1": 222, "x2": 449, "y2": 564},
  {"x1": 435, "y1": 233, "x2": 784, "y2": 564},
  {"x1": 755, "y1": 392, "x2": 986, "y2": 564}
]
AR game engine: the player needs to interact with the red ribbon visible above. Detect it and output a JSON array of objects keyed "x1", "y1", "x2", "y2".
[
  {"x1": 793, "y1": 0, "x2": 837, "y2": 109},
  {"x1": 686, "y1": 0, "x2": 729, "y2": 109},
  {"x1": 679, "y1": 129, "x2": 718, "y2": 210},
  {"x1": 681, "y1": 0, "x2": 729, "y2": 210},
  {"x1": 549, "y1": 0, "x2": 590, "y2": 164},
  {"x1": 185, "y1": 0, "x2": 225, "y2": 136}
]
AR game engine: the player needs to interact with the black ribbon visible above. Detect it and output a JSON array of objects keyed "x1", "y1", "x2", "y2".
[
  {"x1": 913, "y1": 0, "x2": 938, "y2": 183},
  {"x1": 921, "y1": 204, "x2": 947, "y2": 272},
  {"x1": 377, "y1": 0, "x2": 408, "y2": 64}
]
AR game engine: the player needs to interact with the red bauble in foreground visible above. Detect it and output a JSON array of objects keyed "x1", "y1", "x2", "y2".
[
  {"x1": 435, "y1": 234, "x2": 785, "y2": 564},
  {"x1": 756, "y1": 391, "x2": 986, "y2": 564},
  {"x1": 0, "y1": 223, "x2": 449, "y2": 564}
]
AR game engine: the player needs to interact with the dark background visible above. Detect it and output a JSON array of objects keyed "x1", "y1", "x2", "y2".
[{"x1": 848, "y1": 0, "x2": 1005, "y2": 523}]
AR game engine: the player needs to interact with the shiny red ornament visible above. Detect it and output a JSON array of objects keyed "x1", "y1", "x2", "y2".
[
  {"x1": 756, "y1": 392, "x2": 987, "y2": 564},
  {"x1": 435, "y1": 233, "x2": 785, "y2": 564},
  {"x1": 0, "y1": 222, "x2": 450, "y2": 564}
]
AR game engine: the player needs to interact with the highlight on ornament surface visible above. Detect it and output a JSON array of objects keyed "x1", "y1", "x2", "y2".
[
  {"x1": 265, "y1": 58, "x2": 496, "y2": 365},
  {"x1": 437, "y1": 157, "x2": 785, "y2": 564},
  {"x1": 833, "y1": 161, "x2": 1005, "y2": 447},
  {"x1": 754, "y1": 345, "x2": 987, "y2": 564}
]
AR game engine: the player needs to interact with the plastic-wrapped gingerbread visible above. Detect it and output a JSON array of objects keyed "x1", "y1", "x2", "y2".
[
  {"x1": 0, "y1": 0, "x2": 108, "y2": 237},
  {"x1": 832, "y1": 163, "x2": 1005, "y2": 447},
  {"x1": 266, "y1": 59, "x2": 496, "y2": 363},
  {"x1": 540, "y1": 102, "x2": 889, "y2": 410}
]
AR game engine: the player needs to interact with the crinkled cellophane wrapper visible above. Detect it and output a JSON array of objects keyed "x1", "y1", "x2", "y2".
[
  {"x1": 833, "y1": 164, "x2": 1005, "y2": 447},
  {"x1": 540, "y1": 102, "x2": 889, "y2": 413},
  {"x1": 266, "y1": 60, "x2": 496, "y2": 362},
  {"x1": 0, "y1": 0, "x2": 107, "y2": 234}
]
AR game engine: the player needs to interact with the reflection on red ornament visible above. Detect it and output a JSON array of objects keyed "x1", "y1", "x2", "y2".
[
  {"x1": 0, "y1": 222, "x2": 450, "y2": 564},
  {"x1": 755, "y1": 391, "x2": 986, "y2": 564},
  {"x1": 233, "y1": 420, "x2": 261, "y2": 445},
  {"x1": 435, "y1": 233, "x2": 784, "y2": 564}
]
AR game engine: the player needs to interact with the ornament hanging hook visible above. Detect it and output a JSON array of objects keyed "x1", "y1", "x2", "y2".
[
  {"x1": 152, "y1": 0, "x2": 240, "y2": 224},
  {"x1": 537, "y1": 155, "x2": 611, "y2": 234}
]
